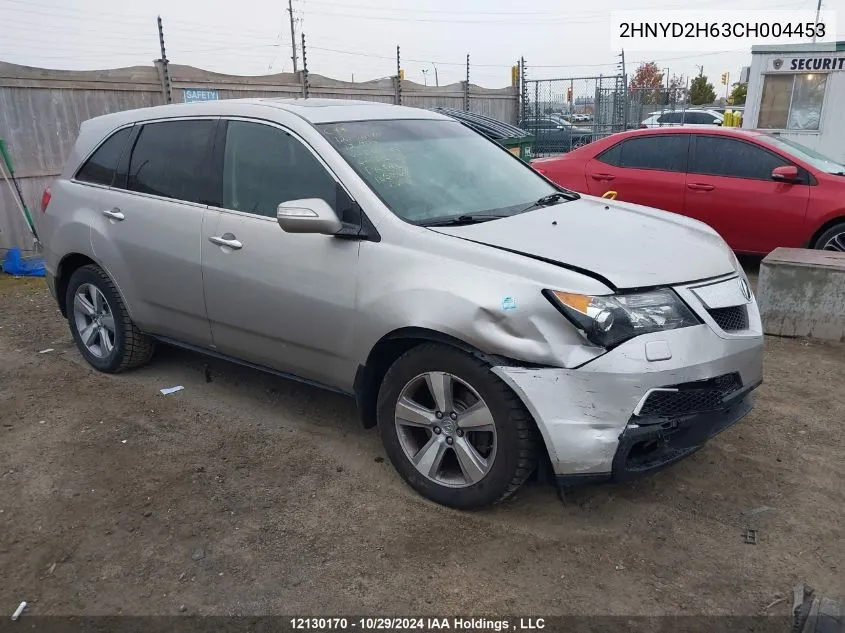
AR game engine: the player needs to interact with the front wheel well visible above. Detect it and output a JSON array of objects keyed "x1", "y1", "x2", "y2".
[
  {"x1": 353, "y1": 328, "x2": 511, "y2": 429},
  {"x1": 808, "y1": 216, "x2": 845, "y2": 249},
  {"x1": 55, "y1": 253, "x2": 98, "y2": 316}
]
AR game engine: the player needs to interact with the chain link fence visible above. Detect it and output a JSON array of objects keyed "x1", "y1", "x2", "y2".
[{"x1": 521, "y1": 75, "x2": 699, "y2": 157}]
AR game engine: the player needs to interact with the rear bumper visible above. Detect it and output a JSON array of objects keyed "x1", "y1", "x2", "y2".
[
  {"x1": 492, "y1": 322, "x2": 764, "y2": 478},
  {"x1": 46, "y1": 271, "x2": 57, "y2": 300}
]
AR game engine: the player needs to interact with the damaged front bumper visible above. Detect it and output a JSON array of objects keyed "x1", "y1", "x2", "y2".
[{"x1": 492, "y1": 322, "x2": 763, "y2": 482}]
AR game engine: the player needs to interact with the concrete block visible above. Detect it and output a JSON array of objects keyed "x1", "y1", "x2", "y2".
[{"x1": 757, "y1": 247, "x2": 845, "y2": 341}]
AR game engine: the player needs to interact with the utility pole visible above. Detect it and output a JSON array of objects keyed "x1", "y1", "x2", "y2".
[
  {"x1": 288, "y1": 0, "x2": 298, "y2": 73},
  {"x1": 395, "y1": 45, "x2": 402, "y2": 105},
  {"x1": 813, "y1": 0, "x2": 822, "y2": 43},
  {"x1": 300, "y1": 32, "x2": 309, "y2": 98},
  {"x1": 156, "y1": 16, "x2": 172, "y2": 104},
  {"x1": 464, "y1": 53, "x2": 470, "y2": 111}
]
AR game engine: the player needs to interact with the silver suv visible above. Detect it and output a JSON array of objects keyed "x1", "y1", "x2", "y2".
[{"x1": 38, "y1": 99, "x2": 764, "y2": 509}]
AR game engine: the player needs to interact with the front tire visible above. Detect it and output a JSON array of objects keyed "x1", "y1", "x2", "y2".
[
  {"x1": 376, "y1": 344, "x2": 537, "y2": 509},
  {"x1": 65, "y1": 264, "x2": 155, "y2": 373}
]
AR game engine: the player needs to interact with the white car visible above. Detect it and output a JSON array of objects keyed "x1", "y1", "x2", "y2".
[{"x1": 640, "y1": 109, "x2": 724, "y2": 128}]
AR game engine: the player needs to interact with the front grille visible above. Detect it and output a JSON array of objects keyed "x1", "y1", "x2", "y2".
[
  {"x1": 637, "y1": 373, "x2": 743, "y2": 419},
  {"x1": 707, "y1": 305, "x2": 749, "y2": 331}
]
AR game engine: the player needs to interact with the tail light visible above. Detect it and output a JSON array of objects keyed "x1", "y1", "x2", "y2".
[
  {"x1": 534, "y1": 167, "x2": 548, "y2": 176},
  {"x1": 40, "y1": 187, "x2": 51, "y2": 213},
  {"x1": 638, "y1": 124, "x2": 647, "y2": 129}
]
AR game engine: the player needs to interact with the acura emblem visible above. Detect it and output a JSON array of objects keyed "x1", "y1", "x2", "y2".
[
  {"x1": 773, "y1": 58, "x2": 783, "y2": 70},
  {"x1": 740, "y1": 278, "x2": 752, "y2": 301}
]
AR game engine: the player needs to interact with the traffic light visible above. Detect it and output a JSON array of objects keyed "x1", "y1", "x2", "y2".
[
  {"x1": 511, "y1": 65, "x2": 519, "y2": 87},
  {"x1": 567, "y1": 86, "x2": 573, "y2": 102},
  {"x1": 398, "y1": 69, "x2": 405, "y2": 80},
  {"x1": 721, "y1": 72, "x2": 729, "y2": 85}
]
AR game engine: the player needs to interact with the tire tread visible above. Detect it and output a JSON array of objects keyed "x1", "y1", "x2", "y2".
[
  {"x1": 77, "y1": 264, "x2": 154, "y2": 372},
  {"x1": 379, "y1": 343, "x2": 538, "y2": 508}
]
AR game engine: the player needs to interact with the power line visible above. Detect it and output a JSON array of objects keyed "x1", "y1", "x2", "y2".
[
  {"x1": 0, "y1": 5, "x2": 282, "y2": 38},
  {"x1": 299, "y1": 0, "x2": 792, "y2": 17},
  {"x1": 297, "y1": 0, "x2": 805, "y2": 25}
]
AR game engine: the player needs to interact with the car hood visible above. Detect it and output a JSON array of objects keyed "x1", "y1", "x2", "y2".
[{"x1": 428, "y1": 196, "x2": 736, "y2": 289}]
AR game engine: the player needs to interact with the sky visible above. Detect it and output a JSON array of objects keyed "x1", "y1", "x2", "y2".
[{"x1": 1, "y1": 0, "x2": 843, "y2": 89}]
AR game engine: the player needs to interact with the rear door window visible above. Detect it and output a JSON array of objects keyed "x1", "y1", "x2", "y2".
[
  {"x1": 126, "y1": 120, "x2": 216, "y2": 203},
  {"x1": 616, "y1": 135, "x2": 689, "y2": 171},
  {"x1": 690, "y1": 135, "x2": 790, "y2": 180},
  {"x1": 684, "y1": 111, "x2": 719, "y2": 125},
  {"x1": 75, "y1": 127, "x2": 133, "y2": 186},
  {"x1": 657, "y1": 112, "x2": 682, "y2": 124}
]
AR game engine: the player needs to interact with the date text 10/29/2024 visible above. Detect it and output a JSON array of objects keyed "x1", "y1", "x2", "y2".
[{"x1": 290, "y1": 618, "x2": 547, "y2": 631}]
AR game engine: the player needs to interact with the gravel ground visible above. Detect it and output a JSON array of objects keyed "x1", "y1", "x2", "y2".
[{"x1": 0, "y1": 270, "x2": 843, "y2": 618}]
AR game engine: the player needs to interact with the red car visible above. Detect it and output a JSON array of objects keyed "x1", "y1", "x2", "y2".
[{"x1": 531, "y1": 127, "x2": 845, "y2": 254}]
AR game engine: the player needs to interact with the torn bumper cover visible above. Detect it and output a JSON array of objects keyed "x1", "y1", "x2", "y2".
[{"x1": 492, "y1": 323, "x2": 763, "y2": 481}]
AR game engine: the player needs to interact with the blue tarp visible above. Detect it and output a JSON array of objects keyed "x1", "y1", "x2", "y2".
[{"x1": 2, "y1": 248, "x2": 45, "y2": 277}]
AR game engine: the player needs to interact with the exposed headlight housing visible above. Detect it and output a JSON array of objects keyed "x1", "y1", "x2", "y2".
[{"x1": 544, "y1": 288, "x2": 700, "y2": 349}]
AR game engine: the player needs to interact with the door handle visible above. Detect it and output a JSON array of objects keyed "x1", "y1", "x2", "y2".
[
  {"x1": 687, "y1": 183, "x2": 715, "y2": 191},
  {"x1": 102, "y1": 208, "x2": 125, "y2": 221},
  {"x1": 209, "y1": 235, "x2": 243, "y2": 250},
  {"x1": 590, "y1": 173, "x2": 615, "y2": 181}
]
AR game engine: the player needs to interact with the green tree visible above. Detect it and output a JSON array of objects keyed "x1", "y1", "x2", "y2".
[
  {"x1": 689, "y1": 70, "x2": 716, "y2": 105},
  {"x1": 729, "y1": 82, "x2": 747, "y2": 105}
]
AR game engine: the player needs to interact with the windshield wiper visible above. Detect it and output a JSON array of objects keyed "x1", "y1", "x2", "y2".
[
  {"x1": 518, "y1": 191, "x2": 579, "y2": 214},
  {"x1": 418, "y1": 214, "x2": 508, "y2": 227}
]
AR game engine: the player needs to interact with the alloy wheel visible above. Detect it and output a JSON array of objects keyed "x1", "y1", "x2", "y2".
[
  {"x1": 822, "y1": 231, "x2": 845, "y2": 252},
  {"x1": 394, "y1": 371, "x2": 497, "y2": 488},
  {"x1": 72, "y1": 283, "x2": 116, "y2": 358}
]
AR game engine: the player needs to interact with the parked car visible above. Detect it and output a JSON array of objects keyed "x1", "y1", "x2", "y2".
[
  {"x1": 640, "y1": 109, "x2": 723, "y2": 128},
  {"x1": 530, "y1": 127, "x2": 845, "y2": 254},
  {"x1": 38, "y1": 98, "x2": 763, "y2": 509},
  {"x1": 519, "y1": 116, "x2": 593, "y2": 153},
  {"x1": 432, "y1": 107, "x2": 534, "y2": 160}
]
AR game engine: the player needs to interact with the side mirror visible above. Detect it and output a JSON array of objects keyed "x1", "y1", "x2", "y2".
[
  {"x1": 276, "y1": 198, "x2": 343, "y2": 235},
  {"x1": 772, "y1": 165, "x2": 799, "y2": 183}
]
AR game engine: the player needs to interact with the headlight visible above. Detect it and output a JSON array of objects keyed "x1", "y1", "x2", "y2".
[{"x1": 544, "y1": 288, "x2": 700, "y2": 349}]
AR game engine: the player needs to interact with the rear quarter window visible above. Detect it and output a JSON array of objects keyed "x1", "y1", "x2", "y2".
[
  {"x1": 596, "y1": 142, "x2": 622, "y2": 166},
  {"x1": 74, "y1": 126, "x2": 133, "y2": 186}
]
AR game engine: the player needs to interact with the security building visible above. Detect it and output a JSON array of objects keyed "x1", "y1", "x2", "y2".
[{"x1": 743, "y1": 41, "x2": 845, "y2": 161}]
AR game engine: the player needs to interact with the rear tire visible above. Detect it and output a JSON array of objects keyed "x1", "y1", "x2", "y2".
[
  {"x1": 65, "y1": 264, "x2": 155, "y2": 373},
  {"x1": 376, "y1": 343, "x2": 537, "y2": 510},
  {"x1": 812, "y1": 221, "x2": 845, "y2": 251}
]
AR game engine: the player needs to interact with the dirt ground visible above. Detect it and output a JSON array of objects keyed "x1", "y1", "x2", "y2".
[{"x1": 0, "y1": 266, "x2": 843, "y2": 618}]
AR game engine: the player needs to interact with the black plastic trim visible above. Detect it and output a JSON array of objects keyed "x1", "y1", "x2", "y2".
[{"x1": 148, "y1": 335, "x2": 355, "y2": 397}]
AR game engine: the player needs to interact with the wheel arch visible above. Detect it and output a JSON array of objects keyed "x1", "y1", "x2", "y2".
[
  {"x1": 353, "y1": 327, "x2": 519, "y2": 430},
  {"x1": 55, "y1": 252, "x2": 99, "y2": 317},
  {"x1": 807, "y1": 214, "x2": 845, "y2": 249}
]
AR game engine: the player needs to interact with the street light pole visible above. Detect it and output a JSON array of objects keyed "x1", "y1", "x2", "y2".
[
  {"x1": 421, "y1": 69, "x2": 428, "y2": 86},
  {"x1": 431, "y1": 62, "x2": 439, "y2": 87}
]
